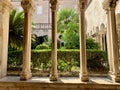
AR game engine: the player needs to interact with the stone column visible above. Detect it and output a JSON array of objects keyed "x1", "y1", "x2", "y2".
[
  {"x1": 49, "y1": 0, "x2": 58, "y2": 81},
  {"x1": 78, "y1": 0, "x2": 89, "y2": 82},
  {"x1": 20, "y1": 0, "x2": 35, "y2": 80},
  {"x1": 0, "y1": 0, "x2": 12, "y2": 78},
  {"x1": 103, "y1": 0, "x2": 120, "y2": 82}
]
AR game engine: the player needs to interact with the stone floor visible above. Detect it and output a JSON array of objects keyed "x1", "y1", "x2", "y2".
[
  {"x1": 0, "y1": 76, "x2": 119, "y2": 84},
  {"x1": 0, "y1": 76, "x2": 120, "y2": 90}
]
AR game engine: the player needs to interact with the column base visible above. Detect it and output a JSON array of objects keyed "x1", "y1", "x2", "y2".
[
  {"x1": 20, "y1": 72, "x2": 32, "y2": 81},
  {"x1": 108, "y1": 73, "x2": 120, "y2": 83},
  {"x1": 49, "y1": 74, "x2": 58, "y2": 81},
  {"x1": 0, "y1": 70, "x2": 7, "y2": 79},
  {"x1": 79, "y1": 73, "x2": 89, "y2": 82}
]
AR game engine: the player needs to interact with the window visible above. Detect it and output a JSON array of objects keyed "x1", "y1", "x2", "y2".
[{"x1": 37, "y1": 6, "x2": 42, "y2": 15}]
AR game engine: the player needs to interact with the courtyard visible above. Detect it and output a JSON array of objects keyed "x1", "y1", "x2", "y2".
[{"x1": 0, "y1": 0, "x2": 120, "y2": 90}]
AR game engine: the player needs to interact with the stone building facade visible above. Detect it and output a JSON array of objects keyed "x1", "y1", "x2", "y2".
[
  {"x1": 86, "y1": 0, "x2": 120, "y2": 51},
  {"x1": 11, "y1": 0, "x2": 78, "y2": 37}
]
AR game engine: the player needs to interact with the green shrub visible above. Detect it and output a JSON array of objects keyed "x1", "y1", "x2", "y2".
[
  {"x1": 86, "y1": 38, "x2": 100, "y2": 49},
  {"x1": 31, "y1": 50, "x2": 51, "y2": 71},
  {"x1": 35, "y1": 43, "x2": 49, "y2": 50},
  {"x1": 58, "y1": 59, "x2": 70, "y2": 72},
  {"x1": 8, "y1": 49, "x2": 108, "y2": 72},
  {"x1": 8, "y1": 50, "x2": 22, "y2": 68}
]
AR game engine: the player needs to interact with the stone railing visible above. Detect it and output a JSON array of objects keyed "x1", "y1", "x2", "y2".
[{"x1": 32, "y1": 23, "x2": 51, "y2": 31}]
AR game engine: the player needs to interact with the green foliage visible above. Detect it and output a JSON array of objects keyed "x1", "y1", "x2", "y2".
[
  {"x1": 62, "y1": 23, "x2": 79, "y2": 49},
  {"x1": 86, "y1": 38, "x2": 100, "y2": 49},
  {"x1": 31, "y1": 35, "x2": 37, "y2": 49},
  {"x1": 35, "y1": 43, "x2": 49, "y2": 50},
  {"x1": 8, "y1": 50, "x2": 22, "y2": 68},
  {"x1": 31, "y1": 50, "x2": 51, "y2": 71},
  {"x1": 57, "y1": 8, "x2": 79, "y2": 33},
  {"x1": 45, "y1": 38, "x2": 52, "y2": 48},
  {"x1": 57, "y1": 8, "x2": 79, "y2": 49},
  {"x1": 86, "y1": 49, "x2": 108, "y2": 71},
  {"x1": 58, "y1": 59, "x2": 70, "y2": 72},
  {"x1": 9, "y1": 9, "x2": 24, "y2": 50},
  {"x1": 9, "y1": 9, "x2": 35, "y2": 50},
  {"x1": 8, "y1": 49, "x2": 108, "y2": 72}
]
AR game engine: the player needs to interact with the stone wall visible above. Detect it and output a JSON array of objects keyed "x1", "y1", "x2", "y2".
[
  {"x1": 11, "y1": 0, "x2": 78, "y2": 37},
  {"x1": 0, "y1": 81, "x2": 120, "y2": 90},
  {"x1": 86, "y1": 0, "x2": 107, "y2": 35},
  {"x1": 11, "y1": 0, "x2": 78, "y2": 24},
  {"x1": 86, "y1": 0, "x2": 120, "y2": 35}
]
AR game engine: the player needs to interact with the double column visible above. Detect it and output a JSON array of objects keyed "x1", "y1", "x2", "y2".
[
  {"x1": 103, "y1": 0, "x2": 120, "y2": 82},
  {"x1": 49, "y1": 0, "x2": 58, "y2": 81},
  {"x1": 78, "y1": 0, "x2": 89, "y2": 82},
  {"x1": 20, "y1": 0, "x2": 35, "y2": 80},
  {"x1": 0, "y1": 0, "x2": 12, "y2": 78}
]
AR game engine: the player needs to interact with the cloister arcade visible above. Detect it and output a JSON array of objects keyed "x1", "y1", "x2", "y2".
[{"x1": 0, "y1": 0, "x2": 120, "y2": 85}]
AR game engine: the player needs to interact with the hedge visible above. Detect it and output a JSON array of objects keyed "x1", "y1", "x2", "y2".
[{"x1": 8, "y1": 49, "x2": 108, "y2": 72}]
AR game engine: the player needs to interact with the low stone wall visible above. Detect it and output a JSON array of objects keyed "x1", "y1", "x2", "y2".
[
  {"x1": 0, "y1": 82, "x2": 120, "y2": 90},
  {"x1": 0, "y1": 77, "x2": 120, "y2": 90}
]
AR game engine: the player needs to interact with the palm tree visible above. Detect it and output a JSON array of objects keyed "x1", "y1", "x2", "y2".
[
  {"x1": 57, "y1": 8, "x2": 79, "y2": 33},
  {"x1": 9, "y1": 9, "x2": 24, "y2": 50},
  {"x1": 57, "y1": 8, "x2": 79, "y2": 49}
]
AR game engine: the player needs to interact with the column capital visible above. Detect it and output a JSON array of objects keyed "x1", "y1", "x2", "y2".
[
  {"x1": 78, "y1": 0, "x2": 88, "y2": 11},
  {"x1": 50, "y1": 0, "x2": 58, "y2": 12},
  {"x1": 0, "y1": 0, "x2": 13, "y2": 13},
  {"x1": 103, "y1": 0, "x2": 118, "y2": 11},
  {"x1": 21, "y1": 0, "x2": 35, "y2": 14}
]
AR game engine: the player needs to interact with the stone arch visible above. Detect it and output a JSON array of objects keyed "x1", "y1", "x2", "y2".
[
  {"x1": 96, "y1": 26, "x2": 99, "y2": 32},
  {"x1": 100, "y1": 23, "x2": 105, "y2": 31}
]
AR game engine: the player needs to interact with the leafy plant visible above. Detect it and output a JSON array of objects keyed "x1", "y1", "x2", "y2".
[
  {"x1": 86, "y1": 38, "x2": 100, "y2": 49},
  {"x1": 8, "y1": 49, "x2": 108, "y2": 72},
  {"x1": 9, "y1": 9, "x2": 24, "y2": 50},
  {"x1": 57, "y1": 8, "x2": 79, "y2": 49},
  {"x1": 35, "y1": 43, "x2": 49, "y2": 50},
  {"x1": 61, "y1": 22, "x2": 79, "y2": 49},
  {"x1": 9, "y1": 9, "x2": 35, "y2": 50},
  {"x1": 57, "y1": 8, "x2": 79, "y2": 33}
]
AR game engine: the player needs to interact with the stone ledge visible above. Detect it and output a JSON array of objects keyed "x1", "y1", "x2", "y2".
[{"x1": 0, "y1": 76, "x2": 120, "y2": 90}]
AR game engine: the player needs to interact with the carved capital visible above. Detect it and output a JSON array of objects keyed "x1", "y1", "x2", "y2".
[
  {"x1": 50, "y1": 0, "x2": 58, "y2": 12},
  {"x1": 103, "y1": 0, "x2": 118, "y2": 11},
  {"x1": 21, "y1": 0, "x2": 35, "y2": 14},
  {"x1": 78, "y1": 0, "x2": 88, "y2": 14},
  {"x1": 0, "y1": 0, "x2": 13, "y2": 13},
  {"x1": 78, "y1": 0, "x2": 88, "y2": 11}
]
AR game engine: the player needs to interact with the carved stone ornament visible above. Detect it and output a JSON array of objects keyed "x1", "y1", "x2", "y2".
[
  {"x1": 78, "y1": 0, "x2": 88, "y2": 12},
  {"x1": 50, "y1": 0, "x2": 58, "y2": 11},
  {"x1": 0, "y1": 0, "x2": 13, "y2": 13},
  {"x1": 21, "y1": 0, "x2": 35, "y2": 14},
  {"x1": 103, "y1": 0, "x2": 118, "y2": 11}
]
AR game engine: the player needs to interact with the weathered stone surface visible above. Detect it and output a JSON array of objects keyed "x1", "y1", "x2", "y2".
[
  {"x1": 86, "y1": 0, "x2": 120, "y2": 35},
  {"x1": 0, "y1": 76, "x2": 120, "y2": 90},
  {"x1": 0, "y1": 0, "x2": 12, "y2": 79}
]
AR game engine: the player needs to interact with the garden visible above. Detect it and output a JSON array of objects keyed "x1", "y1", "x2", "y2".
[{"x1": 8, "y1": 8, "x2": 109, "y2": 76}]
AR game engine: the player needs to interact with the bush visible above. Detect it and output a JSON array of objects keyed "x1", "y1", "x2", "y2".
[
  {"x1": 8, "y1": 49, "x2": 108, "y2": 72},
  {"x1": 35, "y1": 43, "x2": 49, "y2": 50},
  {"x1": 8, "y1": 50, "x2": 22, "y2": 68},
  {"x1": 86, "y1": 38, "x2": 100, "y2": 49}
]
